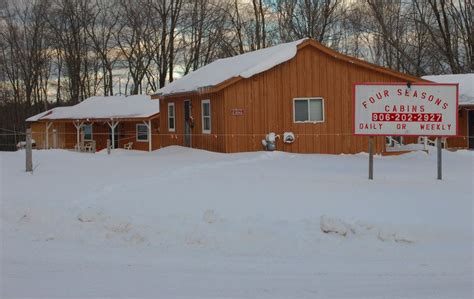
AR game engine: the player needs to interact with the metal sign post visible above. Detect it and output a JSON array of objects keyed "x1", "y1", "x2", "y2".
[
  {"x1": 368, "y1": 136, "x2": 374, "y2": 180},
  {"x1": 437, "y1": 138, "x2": 442, "y2": 180}
]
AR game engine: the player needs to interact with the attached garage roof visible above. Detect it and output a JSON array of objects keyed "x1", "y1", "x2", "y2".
[
  {"x1": 422, "y1": 74, "x2": 474, "y2": 106},
  {"x1": 26, "y1": 95, "x2": 159, "y2": 122},
  {"x1": 154, "y1": 38, "x2": 423, "y2": 98}
]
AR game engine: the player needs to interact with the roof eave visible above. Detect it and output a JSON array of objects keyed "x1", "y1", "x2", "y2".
[
  {"x1": 154, "y1": 77, "x2": 241, "y2": 99},
  {"x1": 31, "y1": 112, "x2": 160, "y2": 123},
  {"x1": 153, "y1": 90, "x2": 199, "y2": 100}
]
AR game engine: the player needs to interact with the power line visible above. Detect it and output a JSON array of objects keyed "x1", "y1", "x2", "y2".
[{"x1": 0, "y1": 127, "x2": 24, "y2": 134}]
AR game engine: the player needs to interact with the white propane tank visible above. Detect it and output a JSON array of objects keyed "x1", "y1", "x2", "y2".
[{"x1": 262, "y1": 132, "x2": 278, "y2": 151}]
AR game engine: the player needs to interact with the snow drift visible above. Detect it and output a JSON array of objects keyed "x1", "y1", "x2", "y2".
[{"x1": 1, "y1": 147, "x2": 472, "y2": 298}]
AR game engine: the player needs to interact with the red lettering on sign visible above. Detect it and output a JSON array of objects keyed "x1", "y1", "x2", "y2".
[{"x1": 371, "y1": 113, "x2": 442, "y2": 122}]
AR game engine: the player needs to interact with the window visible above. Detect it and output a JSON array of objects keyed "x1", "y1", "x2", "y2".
[
  {"x1": 202, "y1": 99, "x2": 211, "y2": 134},
  {"x1": 82, "y1": 124, "x2": 93, "y2": 140},
  {"x1": 293, "y1": 98, "x2": 324, "y2": 123},
  {"x1": 136, "y1": 124, "x2": 148, "y2": 142},
  {"x1": 168, "y1": 102, "x2": 175, "y2": 132}
]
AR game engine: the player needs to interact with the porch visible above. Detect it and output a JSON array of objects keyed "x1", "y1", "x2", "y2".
[
  {"x1": 26, "y1": 95, "x2": 161, "y2": 152},
  {"x1": 34, "y1": 117, "x2": 160, "y2": 152}
]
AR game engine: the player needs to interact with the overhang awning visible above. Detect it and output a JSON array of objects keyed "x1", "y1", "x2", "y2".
[{"x1": 26, "y1": 95, "x2": 160, "y2": 122}]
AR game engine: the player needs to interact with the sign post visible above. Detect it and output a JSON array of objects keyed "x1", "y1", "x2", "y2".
[
  {"x1": 107, "y1": 139, "x2": 111, "y2": 155},
  {"x1": 437, "y1": 138, "x2": 442, "y2": 180},
  {"x1": 353, "y1": 83, "x2": 458, "y2": 180},
  {"x1": 25, "y1": 128, "x2": 33, "y2": 172},
  {"x1": 368, "y1": 136, "x2": 374, "y2": 180},
  {"x1": 53, "y1": 129, "x2": 58, "y2": 149}
]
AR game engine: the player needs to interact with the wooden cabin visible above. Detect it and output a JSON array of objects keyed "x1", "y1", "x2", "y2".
[
  {"x1": 421, "y1": 74, "x2": 474, "y2": 150},
  {"x1": 26, "y1": 95, "x2": 160, "y2": 152},
  {"x1": 152, "y1": 38, "x2": 437, "y2": 154}
]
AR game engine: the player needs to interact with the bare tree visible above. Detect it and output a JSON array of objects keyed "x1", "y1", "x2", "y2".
[
  {"x1": 115, "y1": 0, "x2": 154, "y2": 94},
  {"x1": 365, "y1": 0, "x2": 429, "y2": 75},
  {"x1": 177, "y1": 0, "x2": 230, "y2": 75},
  {"x1": 445, "y1": 0, "x2": 472, "y2": 71},
  {"x1": 274, "y1": 0, "x2": 343, "y2": 43},
  {"x1": 251, "y1": 0, "x2": 266, "y2": 49},
  {"x1": 84, "y1": 0, "x2": 120, "y2": 96},
  {"x1": 413, "y1": 0, "x2": 471, "y2": 73},
  {"x1": 48, "y1": 0, "x2": 91, "y2": 103},
  {"x1": 1, "y1": 0, "x2": 51, "y2": 115},
  {"x1": 147, "y1": 0, "x2": 184, "y2": 89}
]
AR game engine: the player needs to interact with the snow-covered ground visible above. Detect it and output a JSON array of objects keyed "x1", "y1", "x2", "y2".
[{"x1": 1, "y1": 147, "x2": 473, "y2": 298}]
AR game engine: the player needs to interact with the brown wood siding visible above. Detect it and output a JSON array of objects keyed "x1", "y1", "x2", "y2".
[
  {"x1": 64, "y1": 122, "x2": 77, "y2": 148},
  {"x1": 157, "y1": 44, "x2": 456, "y2": 154},
  {"x1": 118, "y1": 119, "x2": 160, "y2": 151},
  {"x1": 30, "y1": 122, "x2": 47, "y2": 148},
  {"x1": 30, "y1": 122, "x2": 67, "y2": 149},
  {"x1": 159, "y1": 92, "x2": 226, "y2": 152},
  {"x1": 447, "y1": 107, "x2": 469, "y2": 148},
  {"x1": 219, "y1": 46, "x2": 422, "y2": 154},
  {"x1": 61, "y1": 121, "x2": 113, "y2": 150}
]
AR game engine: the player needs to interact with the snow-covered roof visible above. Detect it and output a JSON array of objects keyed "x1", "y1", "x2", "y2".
[
  {"x1": 422, "y1": 74, "x2": 474, "y2": 106},
  {"x1": 26, "y1": 95, "x2": 159, "y2": 122},
  {"x1": 155, "y1": 39, "x2": 308, "y2": 96},
  {"x1": 26, "y1": 108, "x2": 54, "y2": 122}
]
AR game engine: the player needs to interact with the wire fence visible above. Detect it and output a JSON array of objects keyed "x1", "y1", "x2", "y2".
[
  {"x1": 0, "y1": 127, "x2": 21, "y2": 134},
  {"x1": 1, "y1": 128, "x2": 472, "y2": 137},
  {"x1": 1, "y1": 132, "x2": 471, "y2": 138},
  {"x1": 0, "y1": 126, "x2": 471, "y2": 149}
]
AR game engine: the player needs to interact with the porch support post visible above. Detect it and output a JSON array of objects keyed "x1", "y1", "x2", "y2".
[
  {"x1": 143, "y1": 120, "x2": 152, "y2": 152},
  {"x1": 45, "y1": 122, "x2": 52, "y2": 149},
  {"x1": 106, "y1": 120, "x2": 119, "y2": 150},
  {"x1": 112, "y1": 123, "x2": 115, "y2": 150},
  {"x1": 73, "y1": 121, "x2": 84, "y2": 152}
]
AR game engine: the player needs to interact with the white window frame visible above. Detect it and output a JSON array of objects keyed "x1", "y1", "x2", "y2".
[
  {"x1": 293, "y1": 98, "x2": 325, "y2": 123},
  {"x1": 82, "y1": 124, "x2": 93, "y2": 141},
  {"x1": 201, "y1": 99, "x2": 211, "y2": 134},
  {"x1": 136, "y1": 123, "x2": 149, "y2": 142},
  {"x1": 168, "y1": 102, "x2": 175, "y2": 132}
]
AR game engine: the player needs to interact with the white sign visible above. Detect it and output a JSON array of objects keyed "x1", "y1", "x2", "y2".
[{"x1": 353, "y1": 83, "x2": 458, "y2": 136}]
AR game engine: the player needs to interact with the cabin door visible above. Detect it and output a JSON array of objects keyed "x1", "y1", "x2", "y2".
[
  {"x1": 468, "y1": 110, "x2": 474, "y2": 149},
  {"x1": 184, "y1": 100, "x2": 192, "y2": 147}
]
